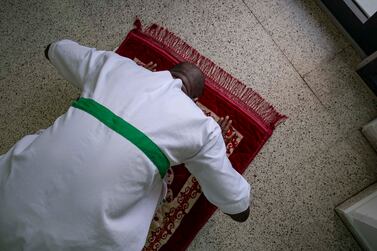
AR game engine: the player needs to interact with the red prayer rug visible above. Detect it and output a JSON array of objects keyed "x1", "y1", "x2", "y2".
[{"x1": 115, "y1": 19, "x2": 287, "y2": 251}]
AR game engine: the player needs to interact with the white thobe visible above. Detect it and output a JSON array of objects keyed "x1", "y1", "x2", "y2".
[{"x1": 0, "y1": 40, "x2": 251, "y2": 251}]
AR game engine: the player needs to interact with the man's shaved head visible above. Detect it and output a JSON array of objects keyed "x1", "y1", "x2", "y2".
[{"x1": 168, "y1": 62, "x2": 204, "y2": 99}]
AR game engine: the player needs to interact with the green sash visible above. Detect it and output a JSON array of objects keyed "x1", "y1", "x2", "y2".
[{"x1": 72, "y1": 98, "x2": 169, "y2": 178}]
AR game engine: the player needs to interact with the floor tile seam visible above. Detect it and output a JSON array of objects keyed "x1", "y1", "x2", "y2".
[
  {"x1": 240, "y1": 0, "x2": 331, "y2": 110},
  {"x1": 344, "y1": 128, "x2": 377, "y2": 169},
  {"x1": 301, "y1": 47, "x2": 348, "y2": 79},
  {"x1": 241, "y1": 0, "x2": 351, "y2": 79},
  {"x1": 194, "y1": 0, "x2": 261, "y2": 30}
]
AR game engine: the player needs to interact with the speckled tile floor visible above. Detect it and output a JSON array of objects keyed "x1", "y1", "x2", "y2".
[{"x1": 1, "y1": 0, "x2": 377, "y2": 250}]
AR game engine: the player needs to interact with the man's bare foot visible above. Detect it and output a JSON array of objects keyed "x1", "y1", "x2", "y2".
[
  {"x1": 134, "y1": 57, "x2": 157, "y2": 71},
  {"x1": 218, "y1": 116, "x2": 236, "y2": 145}
]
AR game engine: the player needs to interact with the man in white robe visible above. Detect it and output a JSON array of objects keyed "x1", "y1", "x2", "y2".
[{"x1": 0, "y1": 39, "x2": 251, "y2": 251}]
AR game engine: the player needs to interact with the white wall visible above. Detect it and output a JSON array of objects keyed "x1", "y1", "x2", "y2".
[{"x1": 336, "y1": 183, "x2": 377, "y2": 250}]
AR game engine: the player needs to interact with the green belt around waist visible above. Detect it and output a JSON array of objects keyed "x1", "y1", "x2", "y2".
[{"x1": 72, "y1": 97, "x2": 170, "y2": 178}]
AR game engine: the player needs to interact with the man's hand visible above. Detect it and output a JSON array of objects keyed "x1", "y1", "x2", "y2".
[
  {"x1": 226, "y1": 207, "x2": 250, "y2": 222},
  {"x1": 45, "y1": 43, "x2": 52, "y2": 61},
  {"x1": 134, "y1": 57, "x2": 157, "y2": 71},
  {"x1": 218, "y1": 116, "x2": 236, "y2": 145}
]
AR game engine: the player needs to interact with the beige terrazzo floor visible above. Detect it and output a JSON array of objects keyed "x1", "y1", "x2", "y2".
[{"x1": 1, "y1": 0, "x2": 377, "y2": 250}]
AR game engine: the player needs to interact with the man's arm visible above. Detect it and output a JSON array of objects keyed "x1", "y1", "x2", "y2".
[
  {"x1": 185, "y1": 122, "x2": 251, "y2": 222},
  {"x1": 44, "y1": 39, "x2": 115, "y2": 91},
  {"x1": 217, "y1": 115, "x2": 250, "y2": 222}
]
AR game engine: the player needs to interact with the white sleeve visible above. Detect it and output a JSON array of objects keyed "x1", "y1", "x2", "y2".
[
  {"x1": 185, "y1": 124, "x2": 251, "y2": 214},
  {"x1": 48, "y1": 39, "x2": 112, "y2": 91}
]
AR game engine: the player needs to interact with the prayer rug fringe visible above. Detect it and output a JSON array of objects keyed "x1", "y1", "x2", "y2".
[{"x1": 133, "y1": 18, "x2": 287, "y2": 129}]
